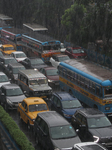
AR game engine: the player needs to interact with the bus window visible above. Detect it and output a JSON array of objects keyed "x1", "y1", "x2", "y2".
[
  {"x1": 96, "y1": 86, "x2": 100, "y2": 97},
  {"x1": 104, "y1": 87, "x2": 112, "y2": 97},
  {"x1": 85, "y1": 79, "x2": 89, "y2": 90},
  {"x1": 80, "y1": 76, "x2": 85, "y2": 87}
]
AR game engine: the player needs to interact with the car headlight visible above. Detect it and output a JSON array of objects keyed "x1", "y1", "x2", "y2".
[
  {"x1": 105, "y1": 107, "x2": 110, "y2": 110},
  {"x1": 34, "y1": 68, "x2": 37, "y2": 71},
  {"x1": 48, "y1": 79, "x2": 53, "y2": 82},
  {"x1": 63, "y1": 113, "x2": 71, "y2": 117},
  {"x1": 54, "y1": 147, "x2": 60, "y2": 150},
  {"x1": 93, "y1": 135, "x2": 99, "y2": 142},
  {"x1": 6, "y1": 99, "x2": 13, "y2": 105}
]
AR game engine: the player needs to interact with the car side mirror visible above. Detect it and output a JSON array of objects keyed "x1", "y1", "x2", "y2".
[{"x1": 1, "y1": 93, "x2": 4, "y2": 95}]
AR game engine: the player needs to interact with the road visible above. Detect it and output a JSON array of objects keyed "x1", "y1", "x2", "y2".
[{"x1": 8, "y1": 85, "x2": 60, "y2": 150}]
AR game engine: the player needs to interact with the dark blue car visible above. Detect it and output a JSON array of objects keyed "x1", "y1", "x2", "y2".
[{"x1": 50, "y1": 92, "x2": 83, "y2": 122}]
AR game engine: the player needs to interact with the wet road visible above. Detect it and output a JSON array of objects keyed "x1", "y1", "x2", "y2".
[
  {"x1": 6, "y1": 84, "x2": 112, "y2": 150},
  {"x1": 8, "y1": 85, "x2": 60, "y2": 150}
]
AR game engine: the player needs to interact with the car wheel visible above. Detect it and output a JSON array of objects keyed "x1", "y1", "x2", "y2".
[
  {"x1": 4, "y1": 103, "x2": 8, "y2": 111},
  {"x1": 35, "y1": 135, "x2": 39, "y2": 145},
  {"x1": 27, "y1": 121, "x2": 31, "y2": 130},
  {"x1": 18, "y1": 113, "x2": 22, "y2": 121}
]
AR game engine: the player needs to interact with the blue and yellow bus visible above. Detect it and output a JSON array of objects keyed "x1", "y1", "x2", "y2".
[
  {"x1": 0, "y1": 14, "x2": 14, "y2": 41},
  {"x1": 58, "y1": 59, "x2": 112, "y2": 116},
  {"x1": 21, "y1": 32, "x2": 61, "y2": 63},
  {"x1": 1, "y1": 28, "x2": 25, "y2": 51}
]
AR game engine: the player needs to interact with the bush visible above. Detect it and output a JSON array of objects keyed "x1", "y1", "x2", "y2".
[{"x1": 0, "y1": 105, "x2": 35, "y2": 150}]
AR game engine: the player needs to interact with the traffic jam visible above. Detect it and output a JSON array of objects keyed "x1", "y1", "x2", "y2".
[{"x1": 0, "y1": 17, "x2": 112, "y2": 150}]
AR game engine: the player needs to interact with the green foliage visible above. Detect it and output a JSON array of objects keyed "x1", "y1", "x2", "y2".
[
  {"x1": 0, "y1": 105, "x2": 35, "y2": 150},
  {"x1": 61, "y1": 3, "x2": 87, "y2": 45}
]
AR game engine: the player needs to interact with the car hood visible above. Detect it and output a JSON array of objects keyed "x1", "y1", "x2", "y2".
[
  {"x1": 32, "y1": 64, "x2": 48, "y2": 69},
  {"x1": 30, "y1": 84, "x2": 52, "y2": 91},
  {"x1": 89, "y1": 126, "x2": 112, "y2": 138},
  {"x1": 47, "y1": 75, "x2": 59, "y2": 81},
  {"x1": 29, "y1": 110, "x2": 49, "y2": 119},
  {"x1": 16, "y1": 57, "x2": 27, "y2": 62},
  {"x1": 52, "y1": 136, "x2": 81, "y2": 149},
  {"x1": 7, "y1": 95, "x2": 26, "y2": 102},
  {"x1": 0, "y1": 81, "x2": 10, "y2": 87},
  {"x1": 62, "y1": 107, "x2": 83, "y2": 116}
]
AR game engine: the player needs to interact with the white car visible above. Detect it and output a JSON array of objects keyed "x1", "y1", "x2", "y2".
[
  {"x1": 0, "y1": 72, "x2": 10, "y2": 87},
  {"x1": 11, "y1": 51, "x2": 27, "y2": 62},
  {"x1": 72, "y1": 142, "x2": 108, "y2": 150},
  {"x1": 50, "y1": 54, "x2": 70, "y2": 68}
]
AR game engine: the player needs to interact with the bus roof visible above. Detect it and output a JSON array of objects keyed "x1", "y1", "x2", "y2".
[
  {"x1": 22, "y1": 32, "x2": 60, "y2": 43},
  {"x1": 0, "y1": 14, "x2": 13, "y2": 20},
  {"x1": 23, "y1": 23, "x2": 48, "y2": 31},
  {"x1": 1, "y1": 27, "x2": 27, "y2": 35},
  {"x1": 60, "y1": 59, "x2": 112, "y2": 82}
]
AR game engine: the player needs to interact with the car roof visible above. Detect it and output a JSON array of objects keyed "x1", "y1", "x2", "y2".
[
  {"x1": 38, "y1": 111, "x2": 70, "y2": 127},
  {"x1": 19, "y1": 69, "x2": 46, "y2": 79},
  {"x1": 8, "y1": 62, "x2": 25, "y2": 68},
  {"x1": 1, "y1": 83, "x2": 20, "y2": 89},
  {"x1": 53, "y1": 92, "x2": 77, "y2": 101},
  {"x1": 11, "y1": 51, "x2": 25, "y2": 54},
  {"x1": 76, "y1": 108, "x2": 104, "y2": 118},
  {"x1": 42, "y1": 66, "x2": 57, "y2": 70},
  {"x1": 23, "y1": 97, "x2": 47, "y2": 105},
  {"x1": 2, "y1": 56, "x2": 15, "y2": 59}
]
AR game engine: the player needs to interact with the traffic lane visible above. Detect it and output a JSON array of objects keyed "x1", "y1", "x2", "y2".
[{"x1": 8, "y1": 85, "x2": 61, "y2": 149}]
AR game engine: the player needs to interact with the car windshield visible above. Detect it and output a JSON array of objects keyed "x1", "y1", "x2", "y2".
[
  {"x1": 0, "y1": 52, "x2": 3, "y2": 56},
  {"x1": 87, "y1": 116, "x2": 112, "y2": 128},
  {"x1": 30, "y1": 59, "x2": 44, "y2": 65},
  {"x1": 30, "y1": 78, "x2": 47, "y2": 85},
  {"x1": 0, "y1": 75, "x2": 8, "y2": 82},
  {"x1": 29, "y1": 104, "x2": 48, "y2": 112},
  {"x1": 13, "y1": 67, "x2": 25, "y2": 74},
  {"x1": 50, "y1": 125, "x2": 76, "y2": 139},
  {"x1": 58, "y1": 56, "x2": 70, "y2": 62},
  {"x1": 62, "y1": 100, "x2": 82, "y2": 109},
  {"x1": 81, "y1": 145, "x2": 105, "y2": 150},
  {"x1": 5, "y1": 59, "x2": 17, "y2": 64},
  {"x1": 46, "y1": 69, "x2": 58, "y2": 76},
  {"x1": 6, "y1": 88, "x2": 23, "y2": 96},
  {"x1": 72, "y1": 49, "x2": 84, "y2": 54},
  {"x1": 5, "y1": 47, "x2": 14, "y2": 51},
  {"x1": 16, "y1": 53, "x2": 26, "y2": 58}
]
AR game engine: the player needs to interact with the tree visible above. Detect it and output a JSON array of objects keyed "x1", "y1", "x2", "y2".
[{"x1": 61, "y1": 3, "x2": 87, "y2": 45}]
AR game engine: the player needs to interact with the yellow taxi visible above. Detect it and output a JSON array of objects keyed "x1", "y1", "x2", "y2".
[
  {"x1": 18, "y1": 97, "x2": 49, "y2": 129},
  {"x1": 0, "y1": 44, "x2": 16, "y2": 55}
]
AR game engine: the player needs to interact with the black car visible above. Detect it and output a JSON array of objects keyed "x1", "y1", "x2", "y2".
[
  {"x1": 0, "y1": 56, "x2": 17, "y2": 73},
  {"x1": 34, "y1": 111, "x2": 81, "y2": 150},
  {"x1": 0, "y1": 84, "x2": 26, "y2": 110},
  {"x1": 71, "y1": 108, "x2": 112, "y2": 148},
  {"x1": 6, "y1": 62, "x2": 25, "y2": 83},
  {"x1": 20, "y1": 57, "x2": 48, "y2": 69}
]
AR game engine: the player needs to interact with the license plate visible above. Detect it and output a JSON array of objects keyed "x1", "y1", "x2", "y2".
[{"x1": 41, "y1": 96, "x2": 47, "y2": 98}]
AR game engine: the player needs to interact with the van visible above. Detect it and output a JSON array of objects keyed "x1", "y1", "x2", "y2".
[{"x1": 18, "y1": 69, "x2": 52, "y2": 101}]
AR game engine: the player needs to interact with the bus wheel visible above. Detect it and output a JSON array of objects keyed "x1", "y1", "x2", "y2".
[
  {"x1": 69, "y1": 90, "x2": 73, "y2": 96},
  {"x1": 94, "y1": 105, "x2": 98, "y2": 109}
]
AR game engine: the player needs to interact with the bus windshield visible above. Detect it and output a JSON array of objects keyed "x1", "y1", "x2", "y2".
[{"x1": 104, "y1": 87, "x2": 112, "y2": 97}]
